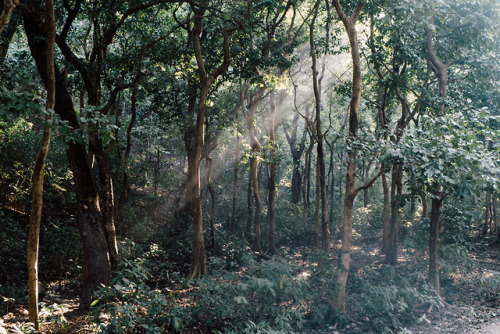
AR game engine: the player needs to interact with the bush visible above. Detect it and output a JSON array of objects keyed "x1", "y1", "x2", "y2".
[
  {"x1": 348, "y1": 266, "x2": 443, "y2": 333},
  {"x1": 92, "y1": 256, "x2": 308, "y2": 333}
]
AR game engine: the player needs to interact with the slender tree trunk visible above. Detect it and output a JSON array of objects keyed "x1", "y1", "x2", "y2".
[
  {"x1": 303, "y1": 137, "x2": 314, "y2": 225},
  {"x1": 310, "y1": 0, "x2": 329, "y2": 251},
  {"x1": 284, "y1": 111, "x2": 306, "y2": 205},
  {"x1": 27, "y1": 0, "x2": 54, "y2": 328},
  {"x1": 266, "y1": 90, "x2": 282, "y2": 254},
  {"x1": 426, "y1": 16, "x2": 451, "y2": 295},
  {"x1": 483, "y1": 192, "x2": 491, "y2": 236},
  {"x1": 231, "y1": 121, "x2": 240, "y2": 235},
  {"x1": 363, "y1": 161, "x2": 372, "y2": 207},
  {"x1": 246, "y1": 87, "x2": 266, "y2": 252},
  {"x1": 314, "y1": 162, "x2": 320, "y2": 248},
  {"x1": 246, "y1": 171, "x2": 253, "y2": 239},
  {"x1": 207, "y1": 156, "x2": 215, "y2": 253},
  {"x1": 332, "y1": 0, "x2": 368, "y2": 313},
  {"x1": 381, "y1": 172, "x2": 389, "y2": 252},
  {"x1": 386, "y1": 161, "x2": 402, "y2": 264},
  {"x1": 116, "y1": 87, "x2": 137, "y2": 236},
  {"x1": 429, "y1": 186, "x2": 443, "y2": 293}
]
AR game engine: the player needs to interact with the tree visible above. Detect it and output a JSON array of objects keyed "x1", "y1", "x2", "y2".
[
  {"x1": 187, "y1": 0, "x2": 244, "y2": 277},
  {"x1": 27, "y1": 0, "x2": 54, "y2": 328},
  {"x1": 332, "y1": 0, "x2": 369, "y2": 313}
]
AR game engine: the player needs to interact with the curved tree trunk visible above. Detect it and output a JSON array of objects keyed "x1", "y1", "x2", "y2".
[
  {"x1": 310, "y1": 0, "x2": 329, "y2": 251},
  {"x1": 188, "y1": 2, "x2": 236, "y2": 277},
  {"x1": 332, "y1": 0, "x2": 368, "y2": 313},
  {"x1": 27, "y1": 0, "x2": 54, "y2": 328},
  {"x1": 426, "y1": 16, "x2": 451, "y2": 295},
  {"x1": 246, "y1": 86, "x2": 266, "y2": 252},
  {"x1": 0, "y1": 9, "x2": 19, "y2": 61}
]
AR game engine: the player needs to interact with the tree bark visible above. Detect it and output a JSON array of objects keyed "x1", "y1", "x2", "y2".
[
  {"x1": 386, "y1": 161, "x2": 402, "y2": 264},
  {"x1": 188, "y1": 2, "x2": 236, "y2": 277},
  {"x1": 284, "y1": 110, "x2": 306, "y2": 205},
  {"x1": 429, "y1": 187, "x2": 443, "y2": 293},
  {"x1": 310, "y1": 0, "x2": 329, "y2": 250},
  {"x1": 207, "y1": 155, "x2": 215, "y2": 253},
  {"x1": 116, "y1": 87, "x2": 137, "y2": 236},
  {"x1": 426, "y1": 16, "x2": 451, "y2": 295},
  {"x1": 0, "y1": 0, "x2": 16, "y2": 34},
  {"x1": 0, "y1": 8, "x2": 19, "y2": 61},
  {"x1": 381, "y1": 172, "x2": 390, "y2": 252},
  {"x1": 266, "y1": 90, "x2": 282, "y2": 254},
  {"x1": 22, "y1": 6, "x2": 111, "y2": 308},
  {"x1": 246, "y1": 86, "x2": 266, "y2": 252},
  {"x1": 27, "y1": 0, "x2": 54, "y2": 328},
  {"x1": 332, "y1": 0, "x2": 368, "y2": 313},
  {"x1": 231, "y1": 118, "x2": 240, "y2": 235}
]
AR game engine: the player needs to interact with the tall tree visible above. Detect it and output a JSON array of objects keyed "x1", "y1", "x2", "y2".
[
  {"x1": 188, "y1": 0, "x2": 243, "y2": 276},
  {"x1": 21, "y1": 0, "x2": 112, "y2": 307},
  {"x1": 309, "y1": 0, "x2": 329, "y2": 250},
  {"x1": 27, "y1": 0, "x2": 54, "y2": 328},
  {"x1": 332, "y1": 0, "x2": 368, "y2": 313}
]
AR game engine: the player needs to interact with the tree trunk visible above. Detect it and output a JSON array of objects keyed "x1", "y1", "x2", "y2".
[
  {"x1": 23, "y1": 9, "x2": 111, "y2": 308},
  {"x1": 27, "y1": 0, "x2": 54, "y2": 328},
  {"x1": 386, "y1": 161, "x2": 402, "y2": 264},
  {"x1": 266, "y1": 90, "x2": 282, "y2": 254},
  {"x1": 0, "y1": 0, "x2": 16, "y2": 34},
  {"x1": 187, "y1": 84, "x2": 209, "y2": 278},
  {"x1": 332, "y1": 0, "x2": 367, "y2": 313},
  {"x1": 421, "y1": 193, "x2": 427, "y2": 219},
  {"x1": 207, "y1": 156, "x2": 215, "y2": 253},
  {"x1": 429, "y1": 187, "x2": 443, "y2": 293},
  {"x1": 284, "y1": 111, "x2": 306, "y2": 205},
  {"x1": 310, "y1": 0, "x2": 329, "y2": 251},
  {"x1": 314, "y1": 162, "x2": 320, "y2": 248},
  {"x1": 381, "y1": 172, "x2": 390, "y2": 252},
  {"x1": 303, "y1": 136, "x2": 314, "y2": 225},
  {"x1": 231, "y1": 121, "x2": 240, "y2": 235},
  {"x1": 91, "y1": 138, "x2": 119, "y2": 272},
  {"x1": 0, "y1": 9, "x2": 19, "y2": 61},
  {"x1": 483, "y1": 192, "x2": 491, "y2": 236},
  {"x1": 116, "y1": 87, "x2": 137, "y2": 236},
  {"x1": 426, "y1": 16, "x2": 451, "y2": 295},
  {"x1": 246, "y1": 87, "x2": 266, "y2": 252}
]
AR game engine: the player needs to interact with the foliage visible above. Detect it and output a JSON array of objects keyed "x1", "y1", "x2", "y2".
[
  {"x1": 92, "y1": 256, "x2": 308, "y2": 333},
  {"x1": 348, "y1": 266, "x2": 443, "y2": 333}
]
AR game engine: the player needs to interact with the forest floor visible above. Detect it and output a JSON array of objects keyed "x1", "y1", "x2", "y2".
[{"x1": 1, "y1": 236, "x2": 499, "y2": 333}]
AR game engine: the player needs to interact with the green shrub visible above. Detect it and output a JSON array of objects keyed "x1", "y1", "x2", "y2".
[
  {"x1": 92, "y1": 256, "x2": 308, "y2": 333},
  {"x1": 348, "y1": 266, "x2": 443, "y2": 333}
]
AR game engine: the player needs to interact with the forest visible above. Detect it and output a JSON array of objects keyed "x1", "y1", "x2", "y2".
[{"x1": 0, "y1": 0, "x2": 499, "y2": 333}]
